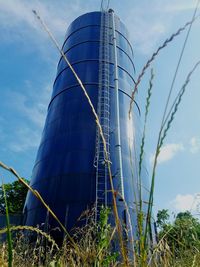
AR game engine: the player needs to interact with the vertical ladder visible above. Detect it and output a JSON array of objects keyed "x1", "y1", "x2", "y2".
[{"x1": 94, "y1": 11, "x2": 110, "y2": 219}]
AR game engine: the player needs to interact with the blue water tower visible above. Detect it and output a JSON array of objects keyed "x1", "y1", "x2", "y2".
[{"x1": 24, "y1": 9, "x2": 150, "y2": 243}]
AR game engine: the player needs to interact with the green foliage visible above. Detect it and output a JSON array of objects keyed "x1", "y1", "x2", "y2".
[
  {"x1": 157, "y1": 209, "x2": 170, "y2": 228},
  {"x1": 95, "y1": 207, "x2": 118, "y2": 267},
  {"x1": 97, "y1": 207, "x2": 111, "y2": 251},
  {"x1": 157, "y1": 209, "x2": 200, "y2": 258},
  {"x1": 0, "y1": 179, "x2": 29, "y2": 214}
]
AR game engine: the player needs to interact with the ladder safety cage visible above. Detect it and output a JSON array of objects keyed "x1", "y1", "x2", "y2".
[{"x1": 94, "y1": 11, "x2": 111, "y2": 220}]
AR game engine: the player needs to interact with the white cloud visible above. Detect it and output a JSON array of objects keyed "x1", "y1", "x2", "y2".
[
  {"x1": 170, "y1": 193, "x2": 199, "y2": 212},
  {"x1": 150, "y1": 143, "x2": 184, "y2": 165},
  {"x1": 0, "y1": 1, "x2": 94, "y2": 40},
  {"x1": 0, "y1": 0, "x2": 93, "y2": 58},
  {"x1": 123, "y1": 0, "x2": 198, "y2": 55},
  {"x1": 0, "y1": 0, "x2": 197, "y2": 58},
  {"x1": 0, "y1": 0, "x2": 195, "y2": 57},
  {"x1": 0, "y1": 1, "x2": 67, "y2": 37},
  {"x1": 5, "y1": 82, "x2": 51, "y2": 128},
  {"x1": 189, "y1": 137, "x2": 200, "y2": 154},
  {"x1": 8, "y1": 128, "x2": 41, "y2": 152},
  {"x1": 1, "y1": 81, "x2": 51, "y2": 153},
  {"x1": 125, "y1": 8, "x2": 167, "y2": 55}
]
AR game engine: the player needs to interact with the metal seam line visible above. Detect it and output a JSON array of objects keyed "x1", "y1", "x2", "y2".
[{"x1": 111, "y1": 9, "x2": 124, "y2": 200}]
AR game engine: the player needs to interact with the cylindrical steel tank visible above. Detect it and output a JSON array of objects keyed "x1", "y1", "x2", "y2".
[{"x1": 24, "y1": 10, "x2": 149, "y2": 241}]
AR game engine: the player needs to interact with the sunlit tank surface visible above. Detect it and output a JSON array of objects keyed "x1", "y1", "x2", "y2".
[{"x1": 24, "y1": 11, "x2": 149, "y2": 242}]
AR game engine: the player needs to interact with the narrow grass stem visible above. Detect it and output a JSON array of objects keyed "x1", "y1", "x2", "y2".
[
  {"x1": 143, "y1": 147, "x2": 159, "y2": 250},
  {"x1": 144, "y1": 61, "x2": 200, "y2": 252},
  {"x1": 147, "y1": 225, "x2": 174, "y2": 265},
  {"x1": 2, "y1": 180, "x2": 13, "y2": 267},
  {"x1": 138, "y1": 69, "x2": 154, "y2": 208},
  {"x1": 159, "y1": 0, "x2": 200, "y2": 130},
  {"x1": 128, "y1": 136, "x2": 140, "y2": 231},
  {"x1": 0, "y1": 225, "x2": 59, "y2": 251},
  {"x1": 143, "y1": 1, "x2": 200, "y2": 250},
  {"x1": 128, "y1": 14, "x2": 199, "y2": 118},
  {"x1": 0, "y1": 161, "x2": 79, "y2": 253},
  {"x1": 96, "y1": 226, "x2": 117, "y2": 258},
  {"x1": 160, "y1": 60, "x2": 200, "y2": 135},
  {"x1": 116, "y1": 191, "x2": 136, "y2": 264},
  {"x1": 138, "y1": 69, "x2": 154, "y2": 177}
]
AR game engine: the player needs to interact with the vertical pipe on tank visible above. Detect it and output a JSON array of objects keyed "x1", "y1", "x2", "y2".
[{"x1": 110, "y1": 9, "x2": 124, "y2": 200}]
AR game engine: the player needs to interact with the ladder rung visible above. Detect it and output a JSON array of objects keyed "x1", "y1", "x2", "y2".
[{"x1": 95, "y1": 12, "x2": 111, "y2": 216}]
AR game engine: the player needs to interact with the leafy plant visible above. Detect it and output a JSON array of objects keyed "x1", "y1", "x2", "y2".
[
  {"x1": 95, "y1": 207, "x2": 118, "y2": 266},
  {"x1": 0, "y1": 179, "x2": 29, "y2": 214},
  {"x1": 157, "y1": 210, "x2": 200, "y2": 260},
  {"x1": 156, "y1": 209, "x2": 169, "y2": 229}
]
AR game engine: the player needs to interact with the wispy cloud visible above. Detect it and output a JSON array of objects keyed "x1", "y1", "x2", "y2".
[
  {"x1": 170, "y1": 193, "x2": 199, "y2": 212},
  {"x1": 0, "y1": 0, "x2": 93, "y2": 57},
  {"x1": 0, "y1": 1, "x2": 67, "y2": 38},
  {"x1": 123, "y1": 0, "x2": 198, "y2": 55},
  {"x1": 150, "y1": 143, "x2": 184, "y2": 165},
  {"x1": 8, "y1": 128, "x2": 41, "y2": 152},
  {"x1": 125, "y1": 7, "x2": 167, "y2": 55},
  {"x1": 0, "y1": 0, "x2": 195, "y2": 57},
  {"x1": 189, "y1": 137, "x2": 200, "y2": 154},
  {"x1": 0, "y1": 0, "x2": 96, "y2": 40},
  {"x1": 5, "y1": 82, "x2": 51, "y2": 128},
  {"x1": 1, "y1": 81, "x2": 51, "y2": 153}
]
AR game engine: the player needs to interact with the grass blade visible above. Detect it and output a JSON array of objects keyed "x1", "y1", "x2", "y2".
[
  {"x1": 159, "y1": 0, "x2": 200, "y2": 133},
  {"x1": 2, "y1": 180, "x2": 13, "y2": 267},
  {"x1": 144, "y1": 60, "x2": 200, "y2": 251},
  {"x1": 0, "y1": 161, "x2": 80, "y2": 253},
  {"x1": 160, "y1": 60, "x2": 200, "y2": 147},
  {"x1": 128, "y1": 14, "x2": 199, "y2": 117},
  {"x1": 138, "y1": 69, "x2": 154, "y2": 200}
]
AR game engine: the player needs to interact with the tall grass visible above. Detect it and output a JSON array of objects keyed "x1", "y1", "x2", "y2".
[
  {"x1": 134, "y1": 1, "x2": 200, "y2": 264},
  {"x1": 128, "y1": 11, "x2": 200, "y2": 117},
  {"x1": 0, "y1": 3, "x2": 200, "y2": 266},
  {"x1": 2, "y1": 181, "x2": 13, "y2": 267}
]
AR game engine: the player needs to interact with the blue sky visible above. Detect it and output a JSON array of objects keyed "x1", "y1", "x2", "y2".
[{"x1": 0, "y1": 0, "x2": 200, "y2": 217}]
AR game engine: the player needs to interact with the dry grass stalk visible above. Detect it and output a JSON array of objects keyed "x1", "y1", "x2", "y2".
[{"x1": 0, "y1": 225, "x2": 59, "y2": 251}]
